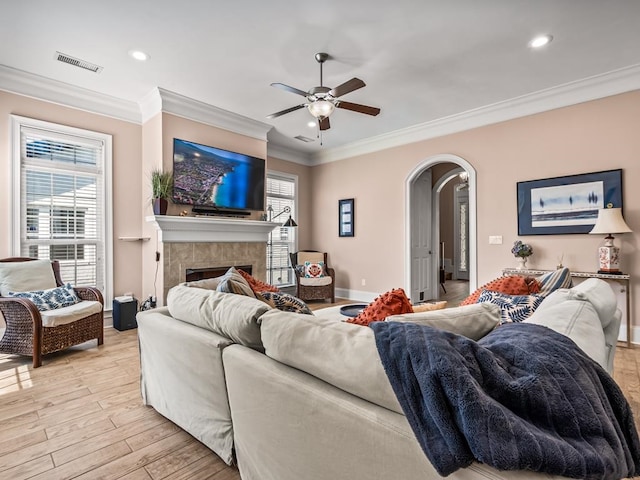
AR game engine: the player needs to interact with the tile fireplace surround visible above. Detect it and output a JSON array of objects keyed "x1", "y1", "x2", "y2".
[{"x1": 146, "y1": 215, "x2": 279, "y2": 303}]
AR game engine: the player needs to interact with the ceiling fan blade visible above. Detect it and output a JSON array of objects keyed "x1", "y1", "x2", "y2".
[
  {"x1": 266, "y1": 104, "x2": 306, "y2": 119},
  {"x1": 271, "y1": 83, "x2": 309, "y2": 97},
  {"x1": 319, "y1": 117, "x2": 330, "y2": 131},
  {"x1": 336, "y1": 101, "x2": 381, "y2": 116},
  {"x1": 329, "y1": 77, "x2": 365, "y2": 98}
]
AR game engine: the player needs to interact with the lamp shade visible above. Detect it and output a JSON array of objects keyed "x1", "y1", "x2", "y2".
[
  {"x1": 589, "y1": 208, "x2": 632, "y2": 235},
  {"x1": 283, "y1": 215, "x2": 297, "y2": 227},
  {"x1": 307, "y1": 100, "x2": 335, "y2": 119}
]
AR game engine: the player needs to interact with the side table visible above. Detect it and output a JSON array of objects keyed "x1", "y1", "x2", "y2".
[{"x1": 502, "y1": 268, "x2": 632, "y2": 348}]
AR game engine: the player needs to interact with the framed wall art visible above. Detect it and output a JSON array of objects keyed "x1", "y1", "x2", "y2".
[
  {"x1": 517, "y1": 169, "x2": 623, "y2": 235},
  {"x1": 339, "y1": 198, "x2": 354, "y2": 237}
]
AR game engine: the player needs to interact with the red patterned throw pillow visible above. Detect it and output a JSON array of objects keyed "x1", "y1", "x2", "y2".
[
  {"x1": 460, "y1": 275, "x2": 539, "y2": 306},
  {"x1": 347, "y1": 288, "x2": 413, "y2": 326},
  {"x1": 237, "y1": 269, "x2": 280, "y2": 293}
]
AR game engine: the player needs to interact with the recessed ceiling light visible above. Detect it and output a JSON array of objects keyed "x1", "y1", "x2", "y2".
[
  {"x1": 129, "y1": 50, "x2": 150, "y2": 61},
  {"x1": 307, "y1": 121, "x2": 316, "y2": 128},
  {"x1": 529, "y1": 34, "x2": 553, "y2": 49}
]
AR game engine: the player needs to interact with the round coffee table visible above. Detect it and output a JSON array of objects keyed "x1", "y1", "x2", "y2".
[{"x1": 339, "y1": 304, "x2": 368, "y2": 318}]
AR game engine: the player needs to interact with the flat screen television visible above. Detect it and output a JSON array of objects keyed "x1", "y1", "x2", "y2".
[{"x1": 172, "y1": 138, "x2": 265, "y2": 212}]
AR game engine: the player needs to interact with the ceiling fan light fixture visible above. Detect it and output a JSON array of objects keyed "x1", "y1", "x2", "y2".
[
  {"x1": 308, "y1": 100, "x2": 335, "y2": 119},
  {"x1": 529, "y1": 34, "x2": 553, "y2": 49}
]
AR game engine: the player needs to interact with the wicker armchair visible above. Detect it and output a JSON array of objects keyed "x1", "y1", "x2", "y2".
[
  {"x1": 0, "y1": 257, "x2": 104, "y2": 368},
  {"x1": 290, "y1": 251, "x2": 335, "y2": 303}
]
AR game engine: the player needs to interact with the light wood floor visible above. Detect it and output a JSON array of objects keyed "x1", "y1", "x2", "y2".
[{"x1": 1, "y1": 312, "x2": 639, "y2": 479}]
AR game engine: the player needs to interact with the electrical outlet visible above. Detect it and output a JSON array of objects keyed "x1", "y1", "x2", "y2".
[
  {"x1": 361, "y1": 278, "x2": 366, "y2": 286},
  {"x1": 489, "y1": 235, "x2": 503, "y2": 245}
]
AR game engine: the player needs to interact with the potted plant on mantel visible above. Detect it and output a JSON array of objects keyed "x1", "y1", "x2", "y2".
[{"x1": 151, "y1": 169, "x2": 173, "y2": 215}]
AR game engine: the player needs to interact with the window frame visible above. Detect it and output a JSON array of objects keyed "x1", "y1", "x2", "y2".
[
  {"x1": 266, "y1": 170, "x2": 298, "y2": 287},
  {"x1": 11, "y1": 115, "x2": 113, "y2": 306}
]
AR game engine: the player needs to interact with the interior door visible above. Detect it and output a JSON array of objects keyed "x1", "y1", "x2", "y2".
[
  {"x1": 410, "y1": 170, "x2": 434, "y2": 302},
  {"x1": 454, "y1": 184, "x2": 469, "y2": 280}
]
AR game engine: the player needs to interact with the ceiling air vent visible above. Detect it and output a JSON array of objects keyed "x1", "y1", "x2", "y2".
[
  {"x1": 294, "y1": 135, "x2": 315, "y2": 143},
  {"x1": 54, "y1": 51, "x2": 103, "y2": 73}
]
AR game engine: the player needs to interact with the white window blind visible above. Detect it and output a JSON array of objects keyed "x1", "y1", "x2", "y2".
[
  {"x1": 266, "y1": 173, "x2": 297, "y2": 286},
  {"x1": 12, "y1": 116, "x2": 112, "y2": 303}
]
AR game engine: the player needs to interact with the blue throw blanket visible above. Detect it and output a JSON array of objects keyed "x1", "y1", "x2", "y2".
[{"x1": 371, "y1": 321, "x2": 640, "y2": 479}]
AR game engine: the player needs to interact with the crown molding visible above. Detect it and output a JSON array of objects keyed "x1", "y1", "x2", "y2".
[
  {"x1": 311, "y1": 63, "x2": 640, "y2": 165},
  {"x1": 140, "y1": 87, "x2": 273, "y2": 142},
  {"x1": 0, "y1": 64, "x2": 141, "y2": 124},
  {"x1": 266, "y1": 142, "x2": 313, "y2": 166}
]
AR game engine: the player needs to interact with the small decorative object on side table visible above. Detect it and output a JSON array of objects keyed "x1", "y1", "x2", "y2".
[{"x1": 511, "y1": 240, "x2": 533, "y2": 270}]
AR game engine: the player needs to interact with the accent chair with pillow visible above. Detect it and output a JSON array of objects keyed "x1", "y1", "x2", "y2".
[
  {"x1": 290, "y1": 250, "x2": 335, "y2": 303},
  {"x1": 0, "y1": 257, "x2": 104, "y2": 367}
]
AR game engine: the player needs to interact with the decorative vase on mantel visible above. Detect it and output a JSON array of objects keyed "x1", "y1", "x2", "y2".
[
  {"x1": 153, "y1": 198, "x2": 168, "y2": 215},
  {"x1": 516, "y1": 257, "x2": 528, "y2": 270}
]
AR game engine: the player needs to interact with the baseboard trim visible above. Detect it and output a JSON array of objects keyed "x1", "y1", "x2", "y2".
[{"x1": 335, "y1": 288, "x2": 377, "y2": 304}]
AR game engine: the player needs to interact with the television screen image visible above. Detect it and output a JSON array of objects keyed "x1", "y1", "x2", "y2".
[{"x1": 172, "y1": 138, "x2": 265, "y2": 211}]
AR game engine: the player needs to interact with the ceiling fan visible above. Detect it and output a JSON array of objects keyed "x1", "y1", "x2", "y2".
[{"x1": 267, "y1": 52, "x2": 380, "y2": 131}]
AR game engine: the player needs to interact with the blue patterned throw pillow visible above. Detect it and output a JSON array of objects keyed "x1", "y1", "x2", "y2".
[
  {"x1": 477, "y1": 290, "x2": 545, "y2": 324},
  {"x1": 258, "y1": 292, "x2": 314, "y2": 315},
  {"x1": 537, "y1": 267, "x2": 572, "y2": 295},
  {"x1": 8, "y1": 283, "x2": 81, "y2": 311}
]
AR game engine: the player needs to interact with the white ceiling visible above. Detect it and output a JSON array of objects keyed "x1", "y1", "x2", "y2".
[{"x1": 2, "y1": 0, "x2": 640, "y2": 158}]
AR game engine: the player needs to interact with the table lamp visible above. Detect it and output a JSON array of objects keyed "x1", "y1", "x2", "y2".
[{"x1": 589, "y1": 207, "x2": 632, "y2": 274}]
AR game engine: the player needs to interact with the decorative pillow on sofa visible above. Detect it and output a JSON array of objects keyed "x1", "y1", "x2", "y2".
[
  {"x1": 386, "y1": 302, "x2": 500, "y2": 341},
  {"x1": 477, "y1": 290, "x2": 545, "y2": 324},
  {"x1": 258, "y1": 292, "x2": 313, "y2": 315},
  {"x1": 8, "y1": 283, "x2": 81, "y2": 311},
  {"x1": 216, "y1": 267, "x2": 256, "y2": 298},
  {"x1": 460, "y1": 275, "x2": 539, "y2": 306},
  {"x1": 237, "y1": 269, "x2": 280, "y2": 293},
  {"x1": 304, "y1": 261, "x2": 325, "y2": 278},
  {"x1": 347, "y1": 288, "x2": 413, "y2": 326},
  {"x1": 537, "y1": 267, "x2": 572, "y2": 295}
]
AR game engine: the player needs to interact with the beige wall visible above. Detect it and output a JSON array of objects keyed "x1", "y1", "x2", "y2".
[
  {"x1": 0, "y1": 90, "x2": 144, "y2": 303},
  {"x1": 266, "y1": 156, "x2": 313, "y2": 252},
  {"x1": 311, "y1": 91, "x2": 640, "y2": 325}
]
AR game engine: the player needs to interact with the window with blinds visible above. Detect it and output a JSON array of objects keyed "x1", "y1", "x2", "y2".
[
  {"x1": 266, "y1": 173, "x2": 297, "y2": 286},
  {"x1": 12, "y1": 116, "x2": 112, "y2": 301}
]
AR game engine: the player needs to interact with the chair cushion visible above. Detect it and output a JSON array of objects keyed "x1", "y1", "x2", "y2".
[
  {"x1": 40, "y1": 300, "x2": 102, "y2": 327},
  {"x1": 8, "y1": 283, "x2": 81, "y2": 311},
  {"x1": 299, "y1": 276, "x2": 333, "y2": 287},
  {"x1": 297, "y1": 252, "x2": 324, "y2": 265},
  {"x1": 0, "y1": 260, "x2": 57, "y2": 296},
  {"x1": 304, "y1": 261, "x2": 325, "y2": 278}
]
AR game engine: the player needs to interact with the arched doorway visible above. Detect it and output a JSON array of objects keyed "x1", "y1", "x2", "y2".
[{"x1": 405, "y1": 154, "x2": 477, "y2": 302}]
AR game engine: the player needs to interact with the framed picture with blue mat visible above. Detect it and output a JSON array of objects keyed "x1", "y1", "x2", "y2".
[{"x1": 517, "y1": 169, "x2": 623, "y2": 235}]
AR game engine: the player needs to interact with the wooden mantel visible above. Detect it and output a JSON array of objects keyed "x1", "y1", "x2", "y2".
[{"x1": 145, "y1": 215, "x2": 280, "y2": 243}]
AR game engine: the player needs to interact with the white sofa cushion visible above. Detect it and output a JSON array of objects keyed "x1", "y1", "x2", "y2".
[
  {"x1": 40, "y1": 300, "x2": 102, "y2": 327},
  {"x1": 167, "y1": 284, "x2": 270, "y2": 351},
  {"x1": 0, "y1": 260, "x2": 57, "y2": 296},
  {"x1": 386, "y1": 303, "x2": 501, "y2": 340},
  {"x1": 299, "y1": 276, "x2": 332, "y2": 287},
  {"x1": 260, "y1": 309, "x2": 403, "y2": 414},
  {"x1": 524, "y1": 279, "x2": 614, "y2": 370}
]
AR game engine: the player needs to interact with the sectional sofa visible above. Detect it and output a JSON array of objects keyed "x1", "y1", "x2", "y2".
[{"x1": 136, "y1": 277, "x2": 637, "y2": 480}]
